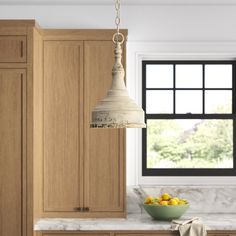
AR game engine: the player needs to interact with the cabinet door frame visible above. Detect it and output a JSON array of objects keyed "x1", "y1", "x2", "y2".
[
  {"x1": 0, "y1": 68, "x2": 26, "y2": 236},
  {"x1": 35, "y1": 29, "x2": 127, "y2": 218},
  {"x1": 83, "y1": 41, "x2": 126, "y2": 214},
  {"x1": 42, "y1": 40, "x2": 84, "y2": 212}
]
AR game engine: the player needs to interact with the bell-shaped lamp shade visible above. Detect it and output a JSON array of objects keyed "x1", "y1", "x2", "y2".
[{"x1": 90, "y1": 40, "x2": 146, "y2": 128}]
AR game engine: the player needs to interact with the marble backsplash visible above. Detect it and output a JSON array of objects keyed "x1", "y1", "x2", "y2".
[{"x1": 127, "y1": 186, "x2": 236, "y2": 214}]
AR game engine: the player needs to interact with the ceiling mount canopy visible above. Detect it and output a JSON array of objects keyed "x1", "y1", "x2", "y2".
[{"x1": 90, "y1": 0, "x2": 146, "y2": 128}]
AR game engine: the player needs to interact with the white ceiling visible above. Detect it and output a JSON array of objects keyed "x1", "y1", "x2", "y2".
[{"x1": 0, "y1": 0, "x2": 236, "y2": 5}]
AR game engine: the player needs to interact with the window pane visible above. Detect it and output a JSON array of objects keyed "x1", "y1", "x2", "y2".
[
  {"x1": 147, "y1": 119, "x2": 233, "y2": 169},
  {"x1": 146, "y1": 90, "x2": 173, "y2": 113},
  {"x1": 146, "y1": 65, "x2": 173, "y2": 88},
  {"x1": 176, "y1": 90, "x2": 202, "y2": 114},
  {"x1": 176, "y1": 65, "x2": 202, "y2": 88},
  {"x1": 205, "y1": 90, "x2": 232, "y2": 114},
  {"x1": 205, "y1": 65, "x2": 232, "y2": 88}
]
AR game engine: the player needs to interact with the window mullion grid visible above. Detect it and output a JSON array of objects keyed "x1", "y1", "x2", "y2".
[
  {"x1": 203, "y1": 64, "x2": 205, "y2": 114},
  {"x1": 146, "y1": 88, "x2": 232, "y2": 90},
  {"x1": 143, "y1": 60, "x2": 236, "y2": 176},
  {"x1": 142, "y1": 61, "x2": 147, "y2": 173},
  {"x1": 233, "y1": 62, "x2": 236, "y2": 169},
  {"x1": 146, "y1": 114, "x2": 235, "y2": 120},
  {"x1": 173, "y1": 64, "x2": 176, "y2": 114},
  {"x1": 233, "y1": 62, "x2": 236, "y2": 114}
]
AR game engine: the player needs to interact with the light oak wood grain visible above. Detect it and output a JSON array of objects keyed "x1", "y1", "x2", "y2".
[
  {"x1": 0, "y1": 27, "x2": 27, "y2": 35},
  {"x1": 36, "y1": 30, "x2": 127, "y2": 218},
  {"x1": 43, "y1": 232, "x2": 110, "y2": 236},
  {"x1": 43, "y1": 41, "x2": 83, "y2": 212},
  {"x1": 0, "y1": 36, "x2": 26, "y2": 62},
  {"x1": 0, "y1": 69, "x2": 26, "y2": 236},
  {"x1": 84, "y1": 41, "x2": 125, "y2": 213},
  {"x1": 33, "y1": 27, "x2": 44, "y2": 220},
  {"x1": 0, "y1": 20, "x2": 37, "y2": 27},
  {"x1": 116, "y1": 233, "x2": 178, "y2": 236},
  {"x1": 35, "y1": 233, "x2": 112, "y2": 236},
  {"x1": 26, "y1": 26, "x2": 35, "y2": 236},
  {"x1": 34, "y1": 230, "x2": 236, "y2": 236},
  {"x1": 0, "y1": 19, "x2": 36, "y2": 236},
  {"x1": 40, "y1": 29, "x2": 128, "y2": 41}
]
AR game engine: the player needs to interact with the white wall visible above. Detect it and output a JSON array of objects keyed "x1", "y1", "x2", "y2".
[
  {"x1": 1, "y1": 1, "x2": 236, "y2": 185},
  {"x1": 1, "y1": 4, "x2": 236, "y2": 41}
]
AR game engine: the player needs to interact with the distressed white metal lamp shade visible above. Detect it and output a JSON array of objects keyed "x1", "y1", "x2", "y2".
[{"x1": 90, "y1": 39, "x2": 146, "y2": 128}]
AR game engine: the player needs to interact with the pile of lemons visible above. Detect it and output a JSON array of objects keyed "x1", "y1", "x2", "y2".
[{"x1": 144, "y1": 193, "x2": 188, "y2": 206}]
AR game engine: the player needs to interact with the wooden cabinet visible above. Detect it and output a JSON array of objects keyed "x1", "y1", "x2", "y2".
[
  {"x1": 83, "y1": 41, "x2": 125, "y2": 213},
  {"x1": 208, "y1": 234, "x2": 236, "y2": 236},
  {"x1": 34, "y1": 231, "x2": 236, "y2": 236},
  {"x1": 0, "y1": 36, "x2": 26, "y2": 62},
  {"x1": 0, "y1": 69, "x2": 26, "y2": 236},
  {"x1": 115, "y1": 233, "x2": 178, "y2": 236},
  {"x1": 37, "y1": 31, "x2": 127, "y2": 218},
  {"x1": 0, "y1": 20, "x2": 37, "y2": 236},
  {"x1": 42, "y1": 232, "x2": 110, "y2": 236},
  {"x1": 36, "y1": 233, "x2": 110, "y2": 236},
  {"x1": 0, "y1": 22, "x2": 126, "y2": 230},
  {"x1": 115, "y1": 232, "x2": 236, "y2": 236},
  {"x1": 43, "y1": 41, "x2": 83, "y2": 212}
]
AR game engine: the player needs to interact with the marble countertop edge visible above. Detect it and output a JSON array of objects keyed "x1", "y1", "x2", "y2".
[{"x1": 34, "y1": 213, "x2": 236, "y2": 231}]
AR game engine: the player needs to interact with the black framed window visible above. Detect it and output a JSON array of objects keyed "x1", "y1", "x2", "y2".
[{"x1": 142, "y1": 60, "x2": 236, "y2": 176}]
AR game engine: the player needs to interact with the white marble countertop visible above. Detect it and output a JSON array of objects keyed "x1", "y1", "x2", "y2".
[{"x1": 34, "y1": 213, "x2": 236, "y2": 231}]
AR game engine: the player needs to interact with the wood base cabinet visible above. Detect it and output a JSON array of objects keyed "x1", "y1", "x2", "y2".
[
  {"x1": 35, "y1": 231, "x2": 236, "y2": 236},
  {"x1": 116, "y1": 232, "x2": 236, "y2": 236}
]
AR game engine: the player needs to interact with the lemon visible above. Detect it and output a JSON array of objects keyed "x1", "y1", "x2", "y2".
[
  {"x1": 161, "y1": 193, "x2": 171, "y2": 201},
  {"x1": 168, "y1": 199, "x2": 178, "y2": 205},
  {"x1": 172, "y1": 197, "x2": 180, "y2": 203},
  {"x1": 144, "y1": 196, "x2": 154, "y2": 204},
  {"x1": 160, "y1": 200, "x2": 169, "y2": 206},
  {"x1": 156, "y1": 197, "x2": 162, "y2": 203},
  {"x1": 178, "y1": 200, "x2": 186, "y2": 205},
  {"x1": 153, "y1": 201, "x2": 160, "y2": 205},
  {"x1": 172, "y1": 197, "x2": 179, "y2": 202}
]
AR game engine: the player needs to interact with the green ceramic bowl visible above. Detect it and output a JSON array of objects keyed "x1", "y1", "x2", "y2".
[{"x1": 143, "y1": 203, "x2": 189, "y2": 221}]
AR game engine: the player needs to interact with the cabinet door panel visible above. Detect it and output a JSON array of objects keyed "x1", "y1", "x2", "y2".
[
  {"x1": 43, "y1": 234, "x2": 110, "y2": 236},
  {"x1": 43, "y1": 41, "x2": 83, "y2": 212},
  {"x1": 0, "y1": 36, "x2": 26, "y2": 62},
  {"x1": 208, "y1": 234, "x2": 236, "y2": 236},
  {"x1": 116, "y1": 234, "x2": 178, "y2": 236},
  {"x1": 0, "y1": 69, "x2": 25, "y2": 236},
  {"x1": 84, "y1": 41, "x2": 125, "y2": 212}
]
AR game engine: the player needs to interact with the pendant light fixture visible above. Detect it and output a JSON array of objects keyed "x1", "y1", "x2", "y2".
[{"x1": 90, "y1": 0, "x2": 146, "y2": 128}]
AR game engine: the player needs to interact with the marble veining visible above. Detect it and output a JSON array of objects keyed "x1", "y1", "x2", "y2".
[
  {"x1": 35, "y1": 186, "x2": 236, "y2": 231},
  {"x1": 34, "y1": 213, "x2": 236, "y2": 231},
  {"x1": 127, "y1": 186, "x2": 236, "y2": 214}
]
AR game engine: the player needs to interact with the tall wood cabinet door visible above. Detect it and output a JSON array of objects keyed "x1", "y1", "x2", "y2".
[
  {"x1": 0, "y1": 69, "x2": 26, "y2": 236},
  {"x1": 84, "y1": 41, "x2": 125, "y2": 213},
  {"x1": 43, "y1": 41, "x2": 83, "y2": 212}
]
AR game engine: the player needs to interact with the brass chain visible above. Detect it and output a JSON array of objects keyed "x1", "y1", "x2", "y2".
[
  {"x1": 113, "y1": 0, "x2": 124, "y2": 44},
  {"x1": 115, "y1": 0, "x2": 121, "y2": 36}
]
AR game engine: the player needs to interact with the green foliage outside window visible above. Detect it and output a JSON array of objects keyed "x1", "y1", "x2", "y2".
[{"x1": 147, "y1": 109, "x2": 233, "y2": 169}]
